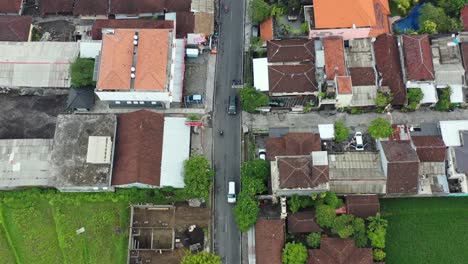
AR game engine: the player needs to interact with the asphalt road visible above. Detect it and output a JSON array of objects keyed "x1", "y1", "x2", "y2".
[{"x1": 213, "y1": 0, "x2": 244, "y2": 263}]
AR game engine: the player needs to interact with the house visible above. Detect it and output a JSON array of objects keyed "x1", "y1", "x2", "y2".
[
  {"x1": 266, "y1": 133, "x2": 322, "y2": 161},
  {"x1": 49, "y1": 114, "x2": 117, "y2": 192},
  {"x1": 309, "y1": 0, "x2": 390, "y2": 40},
  {"x1": 255, "y1": 219, "x2": 285, "y2": 264},
  {"x1": 373, "y1": 34, "x2": 406, "y2": 105},
  {"x1": 95, "y1": 29, "x2": 185, "y2": 108},
  {"x1": 287, "y1": 211, "x2": 322, "y2": 233},
  {"x1": 112, "y1": 110, "x2": 190, "y2": 188},
  {"x1": 0, "y1": 139, "x2": 53, "y2": 189},
  {"x1": 307, "y1": 238, "x2": 373, "y2": 264},
  {"x1": 0, "y1": 42, "x2": 79, "y2": 89},
  {"x1": 0, "y1": 16, "x2": 32, "y2": 41},
  {"x1": 67, "y1": 88, "x2": 95, "y2": 111},
  {"x1": 328, "y1": 152, "x2": 387, "y2": 194},
  {"x1": 40, "y1": 0, "x2": 74, "y2": 16},
  {"x1": 345, "y1": 195, "x2": 380, "y2": 218},
  {"x1": 0, "y1": 0, "x2": 23, "y2": 15},
  {"x1": 323, "y1": 37, "x2": 346, "y2": 81},
  {"x1": 73, "y1": 0, "x2": 109, "y2": 18},
  {"x1": 109, "y1": 0, "x2": 191, "y2": 19},
  {"x1": 91, "y1": 19, "x2": 175, "y2": 40}
]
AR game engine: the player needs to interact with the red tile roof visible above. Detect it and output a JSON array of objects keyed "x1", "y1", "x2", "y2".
[
  {"x1": 268, "y1": 64, "x2": 318, "y2": 95},
  {"x1": 369, "y1": 0, "x2": 391, "y2": 37},
  {"x1": 260, "y1": 17, "x2": 273, "y2": 41},
  {"x1": 0, "y1": 0, "x2": 22, "y2": 14},
  {"x1": 324, "y1": 37, "x2": 346, "y2": 81},
  {"x1": 349, "y1": 67, "x2": 375, "y2": 86},
  {"x1": 73, "y1": 0, "x2": 109, "y2": 16},
  {"x1": 287, "y1": 211, "x2": 322, "y2": 233},
  {"x1": 0, "y1": 16, "x2": 32, "y2": 41},
  {"x1": 412, "y1": 136, "x2": 447, "y2": 162},
  {"x1": 461, "y1": 5, "x2": 468, "y2": 31},
  {"x1": 402, "y1": 34, "x2": 435, "y2": 81},
  {"x1": 336, "y1": 76, "x2": 352, "y2": 94},
  {"x1": 40, "y1": 0, "x2": 74, "y2": 15},
  {"x1": 345, "y1": 195, "x2": 380, "y2": 218},
  {"x1": 255, "y1": 219, "x2": 285, "y2": 264},
  {"x1": 267, "y1": 39, "x2": 315, "y2": 63},
  {"x1": 461, "y1": 43, "x2": 468, "y2": 83},
  {"x1": 112, "y1": 110, "x2": 164, "y2": 186},
  {"x1": 307, "y1": 238, "x2": 373, "y2": 264},
  {"x1": 91, "y1": 19, "x2": 174, "y2": 40},
  {"x1": 266, "y1": 133, "x2": 321, "y2": 161},
  {"x1": 381, "y1": 141, "x2": 419, "y2": 194},
  {"x1": 277, "y1": 157, "x2": 329, "y2": 189},
  {"x1": 110, "y1": 0, "x2": 191, "y2": 15},
  {"x1": 373, "y1": 34, "x2": 406, "y2": 105}
]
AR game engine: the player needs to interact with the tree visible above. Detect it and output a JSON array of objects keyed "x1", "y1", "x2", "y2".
[
  {"x1": 435, "y1": 86, "x2": 452, "y2": 111},
  {"x1": 334, "y1": 121, "x2": 349, "y2": 142},
  {"x1": 249, "y1": 0, "x2": 272, "y2": 23},
  {"x1": 375, "y1": 92, "x2": 393, "y2": 108},
  {"x1": 419, "y1": 20, "x2": 437, "y2": 34},
  {"x1": 394, "y1": 0, "x2": 411, "y2": 15},
  {"x1": 300, "y1": 23, "x2": 309, "y2": 33},
  {"x1": 181, "y1": 251, "x2": 221, "y2": 264},
  {"x1": 241, "y1": 159, "x2": 270, "y2": 182},
  {"x1": 373, "y1": 249, "x2": 386, "y2": 262},
  {"x1": 332, "y1": 214, "x2": 355, "y2": 238},
  {"x1": 306, "y1": 232, "x2": 322, "y2": 248},
  {"x1": 239, "y1": 86, "x2": 269, "y2": 113},
  {"x1": 434, "y1": 0, "x2": 465, "y2": 17},
  {"x1": 352, "y1": 217, "x2": 368, "y2": 248},
  {"x1": 70, "y1": 58, "x2": 96, "y2": 87},
  {"x1": 288, "y1": 195, "x2": 312, "y2": 213},
  {"x1": 367, "y1": 214, "x2": 388, "y2": 249},
  {"x1": 281, "y1": 242, "x2": 308, "y2": 264},
  {"x1": 419, "y1": 3, "x2": 462, "y2": 33},
  {"x1": 323, "y1": 191, "x2": 342, "y2": 209},
  {"x1": 368, "y1": 118, "x2": 393, "y2": 139},
  {"x1": 315, "y1": 204, "x2": 336, "y2": 228},
  {"x1": 406, "y1": 88, "x2": 424, "y2": 111},
  {"x1": 184, "y1": 155, "x2": 214, "y2": 199},
  {"x1": 234, "y1": 192, "x2": 260, "y2": 232},
  {"x1": 187, "y1": 114, "x2": 200, "y2": 121},
  {"x1": 367, "y1": 213, "x2": 388, "y2": 232},
  {"x1": 241, "y1": 174, "x2": 267, "y2": 197}
]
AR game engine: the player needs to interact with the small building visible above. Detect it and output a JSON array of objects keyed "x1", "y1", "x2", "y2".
[
  {"x1": 253, "y1": 58, "x2": 269, "y2": 92},
  {"x1": 0, "y1": 16, "x2": 32, "y2": 41},
  {"x1": 307, "y1": 238, "x2": 373, "y2": 264},
  {"x1": 323, "y1": 37, "x2": 346, "y2": 81},
  {"x1": 255, "y1": 219, "x2": 285, "y2": 264},
  {"x1": 67, "y1": 88, "x2": 95, "y2": 111},
  {"x1": 49, "y1": 114, "x2": 117, "y2": 192},
  {"x1": 318, "y1": 124, "x2": 334, "y2": 140},
  {"x1": 259, "y1": 17, "x2": 273, "y2": 41},
  {"x1": 91, "y1": 19, "x2": 174, "y2": 40},
  {"x1": 0, "y1": 0, "x2": 23, "y2": 15},
  {"x1": 266, "y1": 133, "x2": 322, "y2": 161},
  {"x1": 287, "y1": 211, "x2": 322, "y2": 233},
  {"x1": 345, "y1": 195, "x2": 380, "y2": 218},
  {"x1": 79, "y1": 40, "x2": 102, "y2": 59}
]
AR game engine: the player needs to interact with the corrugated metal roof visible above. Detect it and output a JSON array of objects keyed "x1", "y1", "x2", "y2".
[
  {"x1": 351, "y1": 85, "x2": 377, "y2": 106},
  {"x1": 253, "y1": 58, "x2": 269, "y2": 92},
  {"x1": 440, "y1": 120, "x2": 468, "y2": 146},
  {"x1": 171, "y1": 39, "x2": 185, "y2": 103},
  {"x1": 79, "y1": 40, "x2": 102, "y2": 59}
]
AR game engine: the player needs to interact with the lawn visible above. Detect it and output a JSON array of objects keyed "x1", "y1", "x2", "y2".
[{"x1": 380, "y1": 197, "x2": 468, "y2": 264}]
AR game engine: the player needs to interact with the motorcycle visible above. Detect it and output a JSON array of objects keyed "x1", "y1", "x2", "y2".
[{"x1": 219, "y1": 130, "x2": 224, "y2": 136}]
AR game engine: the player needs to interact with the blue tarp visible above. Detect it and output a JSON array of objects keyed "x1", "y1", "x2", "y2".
[{"x1": 393, "y1": 3, "x2": 424, "y2": 32}]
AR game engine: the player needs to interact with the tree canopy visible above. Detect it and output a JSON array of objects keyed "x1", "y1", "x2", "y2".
[
  {"x1": 249, "y1": 0, "x2": 272, "y2": 23},
  {"x1": 281, "y1": 242, "x2": 308, "y2": 264},
  {"x1": 233, "y1": 192, "x2": 260, "y2": 232},
  {"x1": 183, "y1": 155, "x2": 214, "y2": 199},
  {"x1": 315, "y1": 204, "x2": 336, "y2": 228},
  {"x1": 368, "y1": 118, "x2": 393, "y2": 139},
  {"x1": 239, "y1": 86, "x2": 269, "y2": 113},
  {"x1": 334, "y1": 120, "x2": 349, "y2": 142},
  {"x1": 181, "y1": 251, "x2": 221, "y2": 264},
  {"x1": 418, "y1": 3, "x2": 462, "y2": 33},
  {"x1": 435, "y1": 87, "x2": 452, "y2": 111},
  {"x1": 241, "y1": 159, "x2": 270, "y2": 182},
  {"x1": 70, "y1": 58, "x2": 96, "y2": 88},
  {"x1": 306, "y1": 232, "x2": 322, "y2": 249}
]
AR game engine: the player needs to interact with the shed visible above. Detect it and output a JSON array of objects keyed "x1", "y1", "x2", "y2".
[
  {"x1": 345, "y1": 195, "x2": 380, "y2": 218},
  {"x1": 318, "y1": 124, "x2": 334, "y2": 140},
  {"x1": 253, "y1": 58, "x2": 269, "y2": 92}
]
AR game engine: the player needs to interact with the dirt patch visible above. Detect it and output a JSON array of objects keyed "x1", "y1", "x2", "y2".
[
  {"x1": 35, "y1": 20, "x2": 74, "y2": 41},
  {"x1": 174, "y1": 205, "x2": 211, "y2": 232},
  {"x1": 0, "y1": 94, "x2": 67, "y2": 139},
  {"x1": 194, "y1": 13, "x2": 214, "y2": 35}
]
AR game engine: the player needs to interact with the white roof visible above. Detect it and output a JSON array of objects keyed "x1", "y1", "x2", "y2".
[
  {"x1": 160, "y1": 117, "x2": 191, "y2": 188},
  {"x1": 79, "y1": 40, "x2": 102, "y2": 59},
  {"x1": 440, "y1": 120, "x2": 468, "y2": 146},
  {"x1": 86, "y1": 136, "x2": 112, "y2": 164},
  {"x1": 171, "y1": 39, "x2": 185, "y2": 103},
  {"x1": 318, "y1": 124, "x2": 334, "y2": 139},
  {"x1": 312, "y1": 151, "x2": 328, "y2": 166},
  {"x1": 253, "y1": 58, "x2": 269, "y2": 92},
  {"x1": 449, "y1": 84, "x2": 464, "y2": 103},
  {"x1": 406, "y1": 81, "x2": 437, "y2": 104}
]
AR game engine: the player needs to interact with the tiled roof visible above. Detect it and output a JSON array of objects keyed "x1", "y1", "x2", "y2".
[
  {"x1": 0, "y1": 0, "x2": 22, "y2": 13},
  {"x1": 40, "y1": 0, "x2": 74, "y2": 15},
  {"x1": 381, "y1": 141, "x2": 419, "y2": 194},
  {"x1": 307, "y1": 238, "x2": 373, "y2": 264},
  {"x1": 461, "y1": 43, "x2": 468, "y2": 83},
  {"x1": 412, "y1": 136, "x2": 446, "y2": 162},
  {"x1": 373, "y1": 34, "x2": 406, "y2": 105},
  {"x1": 345, "y1": 195, "x2": 380, "y2": 218},
  {"x1": 260, "y1": 17, "x2": 273, "y2": 41},
  {"x1": 461, "y1": 5, "x2": 468, "y2": 31},
  {"x1": 112, "y1": 110, "x2": 164, "y2": 186},
  {"x1": 91, "y1": 19, "x2": 174, "y2": 40},
  {"x1": 369, "y1": 0, "x2": 391, "y2": 37},
  {"x1": 266, "y1": 133, "x2": 321, "y2": 160},
  {"x1": 381, "y1": 140, "x2": 419, "y2": 162},
  {"x1": 349, "y1": 67, "x2": 375, "y2": 86},
  {"x1": 268, "y1": 64, "x2": 318, "y2": 94},
  {"x1": 324, "y1": 37, "x2": 346, "y2": 80},
  {"x1": 277, "y1": 157, "x2": 329, "y2": 189},
  {"x1": 402, "y1": 34, "x2": 435, "y2": 81},
  {"x1": 255, "y1": 219, "x2": 285, "y2": 264},
  {"x1": 0, "y1": 16, "x2": 32, "y2": 41},
  {"x1": 73, "y1": 0, "x2": 109, "y2": 16},
  {"x1": 287, "y1": 211, "x2": 322, "y2": 233},
  {"x1": 267, "y1": 39, "x2": 315, "y2": 62},
  {"x1": 336, "y1": 76, "x2": 352, "y2": 94},
  {"x1": 176, "y1": 12, "x2": 195, "y2": 38},
  {"x1": 313, "y1": 0, "x2": 376, "y2": 29},
  {"x1": 110, "y1": 0, "x2": 191, "y2": 15}
]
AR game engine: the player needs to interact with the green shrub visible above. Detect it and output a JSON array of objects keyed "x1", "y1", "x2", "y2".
[
  {"x1": 288, "y1": 195, "x2": 313, "y2": 213},
  {"x1": 334, "y1": 121, "x2": 349, "y2": 142},
  {"x1": 352, "y1": 217, "x2": 368, "y2": 247},
  {"x1": 323, "y1": 191, "x2": 342, "y2": 208},
  {"x1": 234, "y1": 193, "x2": 260, "y2": 232},
  {"x1": 239, "y1": 86, "x2": 269, "y2": 113},
  {"x1": 332, "y1": 214, "x2": 355, "y2": 238},
  {"x1": 70, "y1": 58, "x2": 96, "y2": 88},
  {"x1": 306, "y1": 232, "x2": 321, "y2": 249},
  {"x1": 435, "y1": 87, "x2": 452, "y2": 111},
  {"x1": 367, "y1": 213, "x2": 388, "y2": 249},
  {"x1": 315, "y1": 204, "x2": 336, "y2": 228},
  {"x1": 373, "y1": 249, "x2": 386, "y2": 262},
  {"x1": 282, "y1": 242, "x2": 308, "y2": 264},
  {"x1": 249, "y1": 0, "x2": 272, "y2": 23},
  {"x1": 368, "y1": 118, "x2": 393, "y2": 139},
  {"x1": 183, "y1": 155, "x2": 214, "y2": 200},
  {"x1": 181, "y1": 251, "x2": 221, "y2": 264}
]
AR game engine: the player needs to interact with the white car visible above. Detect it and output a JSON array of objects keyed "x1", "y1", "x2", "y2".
[
  {"x1": 258, "y1": 149, "x2": 266, "y2": 160},
  {"x1": 227, "y1": 181, "x2": 236, "y2": 203},
  {"x1": 355, "y1": 132, "x2": 364, "y2": 151}
]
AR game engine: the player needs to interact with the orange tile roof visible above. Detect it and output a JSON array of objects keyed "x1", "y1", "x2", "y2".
[
  {"x1": 314, "y1": 0, "x2": 377, "y2": 29},
  {"x1": 260, "y1": 17, "x2": 273, "y2": 41},
  {"x1": 323, "y1": 37, "x2": 346, "y2": 80},
  {"x1": 97, "y1": 30, "x2": 134, "y2": 90},
  {"x1": 134, "y1": 29, "x2": 170, "y2": 91},
  {"x1": 369, "y1": 0, "x2": 391, "y2": 37},
  {"x1": 336, "y1": 76, "x2": 352, "y2": 94}
]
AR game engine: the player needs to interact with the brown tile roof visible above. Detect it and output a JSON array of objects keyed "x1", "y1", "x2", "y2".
[
  {"x1": 110, "y1": 0, "x2": 191, "y2": 15},
  {"x1": 381, "y1": 141, "x2": 419, "y2": 194},
  {"x1": 112, "y1": 110, "x2": 164, "y2": 186},
  {"x1": 260, "y1": 17, "x2": 273, "y2": 41},
  {"x1": 134, "y1": 29, "x2": 170, "y2": 91},
  {"x1": 461, "y1": 43, "x2": 468, "y2": 83},
  {"x1": 287, "y1": 211, "x2": 322, "y2": 233},
  {"x1": 461, "y1": 5, "x2": 468, "y2": 31},
  {"x1": 412, "y1": 136, "x2": 447, "y2": 162},
  {"x1": 268, "y1": 64, "x2": 318, "y2": 94},
  {"x1": 73, "y1": 0, "x2": 109, "y2": 16},
  {"x1": 349, "y1": 67, "x2": 375, "y2": 86},
  {"x1": 324, "y1": 37, "x2": 346, "y2": 81},
  {"x1": 307, "y1": 238, "x2": 373, "y2": 264},
  {"x1": 91, "y1": 19, "x2": 174, "y2": 40},
  {"x1": 381, "y1": 140, "x2": 419, "y2": 162},
  {"x1": 369, "y1": 0, "x2": 391, "y2": 37},
  {"x1": 402, "y1": 34, "x2": 435, "y2": 81},
  {"x1": 277, "y1": 157, "x2": 329, "y2": 189},
  {"x1": 0, "y1": 0, "x2": 21, "y2": 13},
  {"x1": 267, "y1": 39, "x2": 315, "y2": 63},
  {"x1": 266, "y1": 133, "x2": 322, "y2": 161},
  {"x1": 176, "y1": 12, "x2": 195, "y2": 38},
  {"x1": 0, "y1": 16, "x2": 32, "y2": 41},
  {"x1": 336, "y1": 76, "x2": 352, "y2": 94},
  {"x1": 345, "y1": 195, "x2": 380, "y2": 218},
  {"x1": 40, "y1": 0, "x2": 74, "y2": 15},
  {"x1": 374, "y1": 34, "x2": 406, "y2": 105},
  {"x1": 255, "y1": 219, "x2": 285, "y2": 264}
]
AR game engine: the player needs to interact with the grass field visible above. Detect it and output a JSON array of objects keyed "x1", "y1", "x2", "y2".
[{"x1": 381, "y1": 197, "x2": 468, "y2": 264}]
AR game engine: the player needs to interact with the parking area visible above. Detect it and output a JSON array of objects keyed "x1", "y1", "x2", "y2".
[{"x1": 183, "y1": 52, "x2": 210, "y2": 108}]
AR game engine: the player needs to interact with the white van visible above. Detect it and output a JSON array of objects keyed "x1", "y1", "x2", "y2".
[
  {"x1": 355, "y1": 132, "x2": 364, "y2": 151},
  {"x1": 227, "y1": 181, "x2": 236, "y2": 203}
]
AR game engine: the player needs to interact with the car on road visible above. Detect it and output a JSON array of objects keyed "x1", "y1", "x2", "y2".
[
  {"x1": 228, "y1": 95, "x2": 237, "y2": 115},
  {"x1": 227, "y1": 181, "x2": 236, "y2": 203},
  {"x1": 355, "y1": 132, "x2": 364, "y2": 151},
  {"x1": 258, "y1": 149, "x2": 266, "y2": 160}
]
